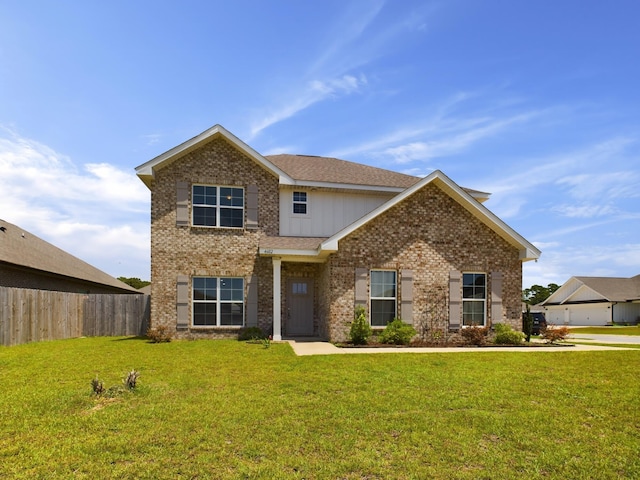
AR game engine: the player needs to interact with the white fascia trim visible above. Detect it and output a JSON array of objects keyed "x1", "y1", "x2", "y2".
[
  {"x1": 135, "y1": 124, "x2": 294, "y2": 188},
  {"x1": 321, "y1": 170, "x2": 541, "y2": 262},
  {"x1": 258, "y1": 247, "x2": 328, "y2": 263}
]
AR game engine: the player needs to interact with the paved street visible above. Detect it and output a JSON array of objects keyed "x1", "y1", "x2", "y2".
[{"x1": 568, "y1": 333, "x2": 640, "y2": 344}]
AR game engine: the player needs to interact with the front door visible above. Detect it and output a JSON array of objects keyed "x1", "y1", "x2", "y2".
[{"x1": 287, "y1": 278, "x2": 314, "y2": 336}]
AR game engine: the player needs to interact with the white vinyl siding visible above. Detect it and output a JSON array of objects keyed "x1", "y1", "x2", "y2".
[{"x1": 280, "y1": 190, "x2": 393, "y2": 236}]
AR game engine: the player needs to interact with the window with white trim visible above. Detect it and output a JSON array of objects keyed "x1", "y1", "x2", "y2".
[
  {"x1": 292, "y1": 191, "x2": 307, "y2": 214},
  {"x1": 370, "y1": 270, "x2": 396, "y2": 327},
  {"x1": 193, "y1": 277, "x2": 244, "y2": 327},
  {"x1": 462, "y1": 273, "x2": 486, "y2": 326},
  {"x1": 192, "y1": 185, "x2": 244, "y2": 228}
]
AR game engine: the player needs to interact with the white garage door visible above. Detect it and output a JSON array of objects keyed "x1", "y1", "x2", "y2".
[{"x1": 567, "y1": 304, "x2": 610, "y2": 326}]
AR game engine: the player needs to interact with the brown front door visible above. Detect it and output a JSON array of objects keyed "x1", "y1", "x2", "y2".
[{"x1": 287, "y1": 278, "x2": 314, "y2": 336}]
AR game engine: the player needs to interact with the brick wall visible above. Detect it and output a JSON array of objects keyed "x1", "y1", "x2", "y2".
[
  {"x1": 322, "y1": 183, "x2": 522, "y2": 342},
  {"x1": 149, "y1": 136, "x2": 279, "y2": 337}
]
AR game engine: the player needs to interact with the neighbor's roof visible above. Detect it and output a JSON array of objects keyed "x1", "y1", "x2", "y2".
[
  {"x1": 544, "y1": 275, "x2": 640, "y2": 304},
  {"x1": 0, "y1": 219, "x2": 139, "y2": 293}
]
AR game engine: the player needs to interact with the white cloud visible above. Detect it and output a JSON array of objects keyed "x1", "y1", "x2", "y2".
[
  {"x1": 250, "y1": 74, "x2": 368, "y2": 138},
  {"x1": 0, "y1": 128, "x2": 150, "y2": 279}
]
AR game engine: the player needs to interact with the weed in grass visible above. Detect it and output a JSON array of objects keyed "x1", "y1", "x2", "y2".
[
  {"x1": 124, "y1": 369, "x2": 140, "y2": 390},
  {"x1": 91, "y1": 375, "x2": 105, "y2": 396}
]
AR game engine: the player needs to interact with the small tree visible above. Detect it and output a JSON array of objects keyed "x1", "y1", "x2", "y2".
[
  {"x1": 523, "y1": 304, "x2": 533, "y2": 342},
  {"x1": 349, "y1": 305, "x2": 372, "y2": 345}
]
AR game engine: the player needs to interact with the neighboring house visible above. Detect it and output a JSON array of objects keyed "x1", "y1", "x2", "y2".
[
  {"x1": 135, "y1": 124, "x2": 540, "y2": 342},
  {"x1": 542, "y1": 275, "x2": 640, "y2": 326},
  {"x1": 0, "y1": 219, "x2": 140, "y2": 294}
]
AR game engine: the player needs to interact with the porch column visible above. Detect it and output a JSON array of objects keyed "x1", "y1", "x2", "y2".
[{"x1": 272, "y1": 257, "x2": 282, "y2": 341}]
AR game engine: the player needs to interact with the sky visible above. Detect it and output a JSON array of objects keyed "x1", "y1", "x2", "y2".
[{"x1": 1, "y1": 0, "x2": 639, "y2": 289}]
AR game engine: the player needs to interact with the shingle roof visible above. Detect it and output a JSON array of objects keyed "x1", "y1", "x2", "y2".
[
  {"x1": 575, "y1": 275, "x2": 640, "y2": 302},
  {"x1": 260, "y1": 236, "x2": 327, "y2": 251},
  {"x1": 0, "y1": 218, "x2": 139, "y2": 293},
  {"x1": 266, "y1": 154, "x2": 420, "y2": 189}
]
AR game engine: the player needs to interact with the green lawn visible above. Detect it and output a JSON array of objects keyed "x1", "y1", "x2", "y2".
[
  {"x1": 1, "y1": 338, "x2": 639, "y2": 479},
  {"x1": 569, "y1": 326, "x2": 640, "y2": 335}
]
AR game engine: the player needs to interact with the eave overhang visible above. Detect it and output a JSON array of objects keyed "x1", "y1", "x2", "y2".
[{"x1": 135, "y1": 124, "x2": 294, "y2": 189}]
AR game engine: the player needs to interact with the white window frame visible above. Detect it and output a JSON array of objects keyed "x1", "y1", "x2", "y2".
[
  {"x1": 192, "y1": 277, "x2": 245, "y2": 327},
  {"x1": 192, "y1": 185, "x2": 244, "y2": 228},
  {"x1": 370, "y1": 270, "x2": 397, "y2": 327},
  {"x1": 292, "y1": 191, "x2": 308, "y2": 215},
  {"x1": 462, "y1": 272, "x2": 486, "y2": 327}
]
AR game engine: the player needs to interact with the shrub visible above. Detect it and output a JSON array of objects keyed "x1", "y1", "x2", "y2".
[
  {"x1": 147, "y1": 325, "x2": 172, "y2": 343},
  {"x1": 378, "y1": 318, "x2": 416, "y2": 345},
  {"x1": 493, "y1": 323, "x2": 524, "y2": 345},
  {"x1": 238, "y1": 326, "x2": 266, "y2": 341},
  {"x1": 541, "y1": 324, "x2": 570, "y2": 344},
  {"x1": 349, "y1": 306, "x2": 373, "y2": 345},
  {"x1": 461, "y1": 325, "x2": 489, "y2": 346}
]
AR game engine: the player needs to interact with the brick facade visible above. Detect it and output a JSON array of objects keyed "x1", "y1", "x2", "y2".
[
  {"x1": 320, "y1": 183, "x2": 522, "y2": 342},
  {"x1": 149, "y1": 137, "x2": 279, "y2": 337},
  {"x1": 146, "y1": 133, "x2": 526, "y2": 343}
]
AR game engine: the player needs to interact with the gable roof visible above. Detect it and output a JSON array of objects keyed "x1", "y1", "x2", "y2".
[
  {"x1": 321, "y1": 170, "x2": 540, "y2": 261},
  {"x1": 259, "y1": 170, "x2": 540, "y2": 262},
  {"x1": 0, "y1": 219, "x2": 139, "y2": 293},
  {"x1": 136, "y1": 124, "x2": 490, "y2": 200},
  {"x1": 543, "y1": 275, "x2": 640, "y2": 304},
  {"x1": 135, "y1": 124, "x2": 294, "y2": 189}
]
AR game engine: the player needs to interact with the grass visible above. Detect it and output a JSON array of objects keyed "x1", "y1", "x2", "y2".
[
  {"x1": 568, "y1": 326, "x2": 640, "y2": 336},
  {"x1": 1, "y1": 337, "x2": 639, "y2": 479}
]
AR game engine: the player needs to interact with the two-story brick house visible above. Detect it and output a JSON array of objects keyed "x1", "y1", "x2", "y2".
[{"x1": 135, "y1": 124, "x2": 540, "y2": 342}]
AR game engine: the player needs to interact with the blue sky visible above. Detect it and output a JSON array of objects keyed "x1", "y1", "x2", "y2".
[{"x1": 1, "y1": 0, "x2": 639, "y2": 288}]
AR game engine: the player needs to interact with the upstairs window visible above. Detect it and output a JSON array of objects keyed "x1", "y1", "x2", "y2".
[
  {"x1": 193, "y1": 185, "x2": 244, "y2": 228},
  {"x1": 370, "y1": 270, "x2": 397, "y2": 327},
  {"x1": 462, "y1": 273, "x2": 486, "y2": 326},
  {"x1": 293, "y1": 191, "x2": 307, "y2": 214}
]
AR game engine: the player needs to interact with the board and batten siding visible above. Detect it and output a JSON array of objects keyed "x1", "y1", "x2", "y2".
[{"x1": 279, "y1": 189, "x2": 394, "y2": 237}]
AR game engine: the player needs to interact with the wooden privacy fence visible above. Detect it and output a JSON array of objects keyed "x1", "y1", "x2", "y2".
[{"x1": 0, "y1": 287, "x2": 150, "y2": 346}]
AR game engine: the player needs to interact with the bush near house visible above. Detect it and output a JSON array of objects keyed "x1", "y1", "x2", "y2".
[
  {"x1": 378, "y1": 318, "x2": 416, "y2": 345},
  {"x1": 349, "y1": 305, "x2": 373, "y2": 345},
  {"x1": 493, "y1": 323, "x2": 525, "y2": 345},
  {"x1": 541, "y1": 324, "x2": 571, "y2": 344},
  {"x1": 461, "y1": 325, "x2": 490, "y2": 346}
]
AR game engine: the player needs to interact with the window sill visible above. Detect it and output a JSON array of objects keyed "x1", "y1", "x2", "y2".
[{"x1": 190, "y1": 326, "x2": 244, "y2": 330}]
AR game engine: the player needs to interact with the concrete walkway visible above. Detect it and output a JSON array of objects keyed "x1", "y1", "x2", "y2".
[{"x1": 286, "y1": 339, "x2": 636, "y2": 356}]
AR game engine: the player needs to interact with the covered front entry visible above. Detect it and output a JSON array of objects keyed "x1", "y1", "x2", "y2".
[{"x1": 286, "y1": 278, "x2": 314, "y2": 336}]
